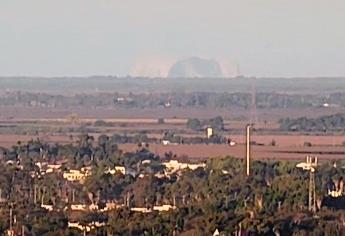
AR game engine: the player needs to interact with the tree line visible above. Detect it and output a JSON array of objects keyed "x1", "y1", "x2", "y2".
[
  {"x1": 279, "y1": 113, "x2": 345, "y2": 132},
  {"x1": 1, "y1": 91, "x2": 343, "y2": 110}
]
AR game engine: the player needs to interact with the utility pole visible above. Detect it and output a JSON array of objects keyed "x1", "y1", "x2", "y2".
[
  {"x1": 34, "y1": 185, "x2": 37, "y2": 204},
  {"x1": 41, "y1": 186, "x2": 46, "y2": 205},
  {"x1": 246, "y1": 124, "x2": 251, "y2": 176},
  {"x1": 309, "y1": 169, "x2": 316, "y2": 212},
  {"x1": 9, "y1": 206, "x2": 13, "y2": 232},
  {"x1": 126, "y1": 192, "x2": 130, "y2": 208},
  {"x1": 308, "y1": 156, "x2": 317, "y2": 212}
]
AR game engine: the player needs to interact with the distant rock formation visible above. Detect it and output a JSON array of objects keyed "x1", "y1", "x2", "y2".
[{"x1": 168, "y1": 57, "x2": 223, "y2": 78}]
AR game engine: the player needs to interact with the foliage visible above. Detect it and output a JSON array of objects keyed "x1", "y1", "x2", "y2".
[
  {"x1": 279, "y1": 113, "x2": 345, "y2": 132},
  {"x1": 1, "y1": 137, "x2": 345, "y2": 235}
]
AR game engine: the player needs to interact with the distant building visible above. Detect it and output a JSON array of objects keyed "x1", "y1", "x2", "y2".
[
  {"x1": 116, "y1": 97, "x2": 125, "y2": 102},
  {"x1": 104, "y1": 166, "x2": 126, "y2": 175},
  {"x1": 164, "y1": 101, "x2": 171, "y2": 108},
  {"x1": 63, "y1": 169, "x2": 91, "y2": 182},
  {"x1": 206, "y1": 127, "x2": 213, "y2": 138},
  {"x1": 130, "y1": 207, "x2": 152, "y2": 213},
  {"x1": 142, "y1": 160, "x2": 151, "y2": 165},
  {"x1": 101, "y1": 202, "x2": 124, "y2": 212},
  {"x1": 68, "y1": 204, "x2": 98, "y2": 211},
  {"x1": 213, "y1": 229, "x2": 220, "y2": 236},
  {"x1": 130, "y1": 205, "x2": 176, "y2": 213},
  {"x1": 36, "y1": 162, "x2": 62, "y2": 174},
  {"x1": 228, "y1": 139, "x2": 236, "y2": 146},
  {"x1": 162, "y1": 140, "x2": 171, "y2": 146},
  {"x1": 68, "y1": 221, "x2": 106, "y2": 232},
  {"x1": 162, "y1": 160, "x2": 206, "y2": 175},
  {"x1": 327, "y1": 178, "x2": 344, "y2": 198},
  {"x1": 41, "y1": 204, "x2": 54, "y2": 211},
  {"x1": 47, "y1": 164, "x2": 62, "y2": 171},
  {"x1": 153, "y1": 204, "x2": 176, "y2": 212}
]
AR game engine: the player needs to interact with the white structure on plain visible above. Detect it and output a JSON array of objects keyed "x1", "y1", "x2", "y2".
[{"x1": 206, "y1": 127, "x2": 213, "y2": 139}]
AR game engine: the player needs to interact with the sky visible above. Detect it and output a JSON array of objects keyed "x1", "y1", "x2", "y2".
[{"x1": 0, "y1": 0, "x2": 345, "y2": 77}]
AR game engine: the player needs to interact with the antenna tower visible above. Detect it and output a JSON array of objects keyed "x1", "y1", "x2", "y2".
[{"x1": 296, "y1": 156, "x2": 318, "y2": 212}]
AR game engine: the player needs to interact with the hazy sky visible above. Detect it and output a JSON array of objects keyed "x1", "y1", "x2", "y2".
[{"x1": 1, "y1": 0, "x2": 344, "y2": 77}]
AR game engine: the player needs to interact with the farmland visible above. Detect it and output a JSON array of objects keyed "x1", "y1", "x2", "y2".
[
  {"x1": 1, "y1": 116, "x2": 345, "y2": 161},
  {"x1": 1, "y1": 77, "x2": 345, "y2": 235},
  {"x1": 1, "y1": 77, "x2": 345, "y2": 162}
]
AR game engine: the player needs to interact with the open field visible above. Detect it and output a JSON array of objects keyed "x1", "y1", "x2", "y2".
[
  {"x1": 0, "y1": 129, "x2": 345, "y2": 161},
  {"x1": 0, "y1": 106, "x2": 344, "y2": 122},
  {"x1": 226, "y1": 134, "x2": 345, "y2": 147},
  {"x1": 0, "y1": 134, "x2": 71, "y2": 148},
  {"x1": 1, "y1": 77, "x2": 345, "y2": 94},
  {"x1": 120, "y1": 143, "x2": 345, "y2": 161},
  {"x1": 0, "y1": 94, "x2": 344, "y2": 160}
]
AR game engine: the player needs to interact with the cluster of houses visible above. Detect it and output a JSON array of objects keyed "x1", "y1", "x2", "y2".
[
  {"x1": 162, "y1": 160, "x2": 206, "y2": 175},
  {"x1": 42, "y1": 201, "x2": 176, "y2": 214},
  {"x1": 68, "y1": 221, "x2": 106, "y2": 233},
  {"x1": 2, "y1": 153, "x2": 210, "y2": 234},
  {"x1": 59, "y1": 159, "x2": 206, "y2": 183},
  {"x1": 31, "y1": 159, "x2": 206, "y2": 217}
]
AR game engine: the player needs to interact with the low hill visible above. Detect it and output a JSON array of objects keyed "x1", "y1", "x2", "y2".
[{"x1": 168, "y1": 57, "x2": 223, "y2": 78}]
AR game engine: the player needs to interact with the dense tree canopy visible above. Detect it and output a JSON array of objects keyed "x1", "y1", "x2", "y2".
[{"x1": 0, "y1": 136, "x2": 345, "y2": 235}]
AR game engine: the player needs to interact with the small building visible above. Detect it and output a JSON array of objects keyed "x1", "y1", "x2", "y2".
[
  {"x1": 36, "y1": 162, "x2": 62, "y2": 174},
  {"x1": 227, "y1": 139, "x2": 236, "y2": 146},
  {"x1": 213, "y1": 229, "x2": 220, "y2": 236},
  {"x1": 162, "y1": 160, "x2": 206, "y2": 175},
  {"x1": 164, "y1": 101, "x2": 171, "y2": 108},
  {"x1": 47, "y1": 164, "x2": 62, "y2": 171},
  {"x1": 116, "y1": 97, "x2": 125, "y2": 102},
  {"x1": 68, "y1": 221, "x2": 106, "y2": 232},
  {"x1": 63, "y1": 169, "x2": 91, "y2": 182},
  {"x1": 131, "y1": 207, "x2": 152, "y2": 213},
  {"x1": 104, "y1": 166, "x2": 126, "y2": 175},
  {"x1": 41, "y1": 204, "x2": 54, "y2": 211},
  {"x1": 153, "y1": 204, "x2": 176, "y2": 212},
  {"x1": 70, "y1": 204, "x2": 88, "y2": 211},
  {"x1": 328, "y1": 190, "x2": 342, "y2": 198},
  {"x1": 142, "y1": 159, "x2": 151, "y2": 165},
  {"x1": 131, "y1": 205, "x2": 176, "y2": 213},
  {"x1": 206, "y1": 127, "x2": 213, "y2": 138},
  {"x1": 162, "y1": 140, "x2": 171, "y2": 146},
  {"x1": 101, "y1": 202, "x2": 124, "y2": 212}
]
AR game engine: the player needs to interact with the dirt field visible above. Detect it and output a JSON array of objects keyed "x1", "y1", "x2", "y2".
[
  {"x1": 0, "y1": 115, "x2": 345, "y2": 161},
  {"x1": 1, "y1": 106, "x2": 344, "y2": 122},
  {"x1": 0, "y1": 132, "x2": 344, "y2": 161},
  {"x1": 119, "y1": 143, "x2": 345, "y2": 161},
  {"x1": 0, "y1": 134, "x2": 71, "y2": 148},
  {"x1": 227, "y1": 134, "x2": 345, "y2": 147}
]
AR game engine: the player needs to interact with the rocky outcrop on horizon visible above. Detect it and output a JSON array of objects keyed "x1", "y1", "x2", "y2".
[{"x1": 168, "y1": 57, "x2": 223, "y2": 78}]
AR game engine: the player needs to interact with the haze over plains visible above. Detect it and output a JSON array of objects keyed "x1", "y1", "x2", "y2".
[{"x1": 1, "y1": 0, "x2": 344, "y2": 77}]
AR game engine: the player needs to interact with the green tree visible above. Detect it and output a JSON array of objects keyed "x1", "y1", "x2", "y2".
[{"x1": 186, "y1": 118, "x2": 202, "y2": 131}]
